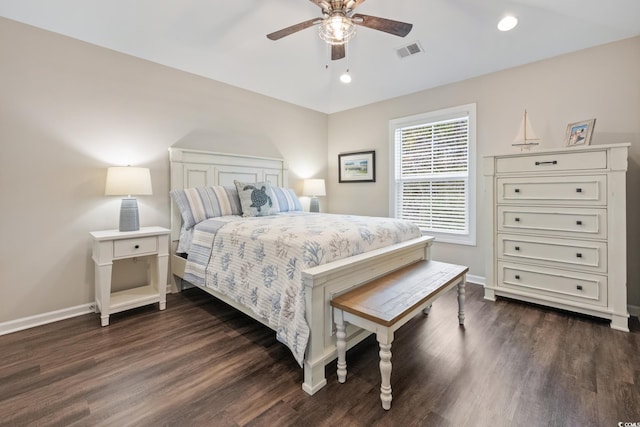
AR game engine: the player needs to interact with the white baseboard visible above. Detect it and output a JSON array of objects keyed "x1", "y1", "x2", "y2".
[
  {"x1": 0, "y1": 303, "x2": 95, "y2": 336},
  {"x1": 1, "y1": 281, "x2": 637, "y2": 336},
  {"x1": 467, "y1": 274, "x2": 485, "y2": 286}
]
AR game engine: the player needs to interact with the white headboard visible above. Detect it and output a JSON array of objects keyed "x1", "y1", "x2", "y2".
[{"x1": 169, "y1": 148, "x2": 289, "y2": 242}]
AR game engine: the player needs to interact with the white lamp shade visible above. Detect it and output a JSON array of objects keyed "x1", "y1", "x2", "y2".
[
  {"x1": 105, "y1": 167, "x2": 152, "y2": 196},
  {"x1": 303, "y1": 179, "x2": 326, "y2": 197}
]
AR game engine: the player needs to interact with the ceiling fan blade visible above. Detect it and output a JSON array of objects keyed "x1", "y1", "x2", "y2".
[
  {"x1": 267, "y1": 18, "x2": 321, "y2": 41},
  {"x1": 352, "y1": 14, "x2": 413, "y2": 37},
  {"x1": 331, "y1": 44, "x2": 346, "y2": 60}
]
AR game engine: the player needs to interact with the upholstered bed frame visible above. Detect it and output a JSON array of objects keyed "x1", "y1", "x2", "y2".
[{"x1": 169, "y1": 147, "x2": 433, "y2": 395}]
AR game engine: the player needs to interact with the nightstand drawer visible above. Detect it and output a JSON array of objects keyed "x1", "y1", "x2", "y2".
[
  {"x1": 495, "y1": 150, "x2": 606, "y2": 173},
  {"x1": 113, "y1": 236, "x2": 158, "y2": 258},
  {"x1": 497, "y1": 262, "x2": 607, "y2": 306}
]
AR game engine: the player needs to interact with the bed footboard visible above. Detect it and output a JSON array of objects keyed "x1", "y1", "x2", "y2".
[{"x1": 300, "y1": 235, "x2": 433, "y2": 395}]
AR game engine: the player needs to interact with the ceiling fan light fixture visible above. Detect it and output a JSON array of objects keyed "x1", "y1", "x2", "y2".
[{"x1": 319, "y1": 15, "x2": 356, "y2": 45}]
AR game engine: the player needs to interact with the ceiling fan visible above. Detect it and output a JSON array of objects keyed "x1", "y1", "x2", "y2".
[{"x1": 266, "y1": 0, "x2": 413, "y2": 60}]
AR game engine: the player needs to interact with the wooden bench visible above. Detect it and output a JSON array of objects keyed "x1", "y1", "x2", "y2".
[{"x1": 330, "y1": 260, "x2": 468, "y2": 410}]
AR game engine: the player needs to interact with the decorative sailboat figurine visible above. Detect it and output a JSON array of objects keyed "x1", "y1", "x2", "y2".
[{"x1": 512, "y1": 109, "x2": 540, "y2": 150}]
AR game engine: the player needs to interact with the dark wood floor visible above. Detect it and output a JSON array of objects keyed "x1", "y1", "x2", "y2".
[{"x1": 1, "y1": 284, "x2": 638, "y2": 427}]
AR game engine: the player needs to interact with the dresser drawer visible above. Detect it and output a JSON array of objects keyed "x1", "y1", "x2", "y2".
[
  {"x1": 495, "y1": 150, "x2": 607, "y2": 174},
  {"x1": 497, "y1": 262, "x2": 607, "y2": 306},
  {"x1": 497, "y1": 234, "x2": 607, "y2": 273},
  {"x1": 113, "y1": 236, "x2": 158, "y2": 258},
  {"x1": 498, "y1": 206, "x2": 607, "y2": 239},
  {"x1": 497, "y1": 175, "x2": 606, "y2": 205}
]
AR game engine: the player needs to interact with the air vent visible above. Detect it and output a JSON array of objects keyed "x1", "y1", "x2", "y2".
[{"x1": 396, "y1": 41, "x2": 424, "y2": 59}]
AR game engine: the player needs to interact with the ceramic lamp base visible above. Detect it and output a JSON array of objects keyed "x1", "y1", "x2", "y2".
[
  {"x1": 309, "y1": 197, "x2": 320, "y2": 213},
  {"x1": 119, "y1": 197, "x2": 140, "y2": 232}
]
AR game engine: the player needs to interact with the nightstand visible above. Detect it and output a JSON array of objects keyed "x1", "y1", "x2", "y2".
[{"x1": 90, "y1": 226, "x2": 170, "y2": 326}]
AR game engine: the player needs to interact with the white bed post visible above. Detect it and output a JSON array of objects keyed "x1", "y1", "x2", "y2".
[{"x1": 302, "y1": 276, "x2": 329, "y2": 395}]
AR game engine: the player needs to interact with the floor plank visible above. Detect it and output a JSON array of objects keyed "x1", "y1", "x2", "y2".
[{"x1": 0, "y1": 284, "x2": 638, "y2": 427}]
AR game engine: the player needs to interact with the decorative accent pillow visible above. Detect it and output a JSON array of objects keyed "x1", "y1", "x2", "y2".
[
  {"x1": 170, "y1": 185, "x2": 242, "y2": 230},
  {"x1": 234, "y1": 181, "x2": 278, "y2": 217},
  {"x1": 271, "y1": 187, "x2": 303, "y2": 212}
]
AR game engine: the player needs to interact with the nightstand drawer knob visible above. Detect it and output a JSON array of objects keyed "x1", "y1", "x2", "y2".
[
  {"x1": 576, "y1": 188, "x2": 582, "y2": 193},
  {"x1": 576, "y1": 285, "x2": 583, "y2": 291},
  {"x1": 515, "y1": 275, "x2": 520, "y2": 280},
  {"x1": 576, "y1": 220, "x2": 582, "y2": 225},
  {"x1": 576, "y1": 253, "x2": 582, "y2": 258},
  {"x1": 514, "y1": 246, "x2": 520, "y2": 251},
  {"x1": 134, "y1": 244, "x2": 140, "y2": 249},
  {"x1": 515, "y1": 217, "x2": 520, "y2": 222},
  {"x1": 514, "y1": 188, "x2": 520, "y2": 193}
]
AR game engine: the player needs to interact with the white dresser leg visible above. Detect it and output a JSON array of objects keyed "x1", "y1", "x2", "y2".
[
  {"x1": 379, "y1": 342, "x2": 393, "y2": 410},
  {"x1": 335, "y1": 310, "x2": 347, "y2": 383},
  {"x1": 422, "y1": 304, "x2": 432, "y2": 315},
  {"x1": 457, "y1": 277, "x2": 466, "y2": 325}
]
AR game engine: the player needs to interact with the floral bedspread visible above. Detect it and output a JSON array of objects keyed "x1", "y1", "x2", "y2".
[{"x1": 184, "y1": 212, "x2": 421, "y2": 365}]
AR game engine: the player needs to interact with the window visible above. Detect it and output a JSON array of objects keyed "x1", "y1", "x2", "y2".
[{"x1": 389, "y1": 103, "x2": 476, "y2": 245}]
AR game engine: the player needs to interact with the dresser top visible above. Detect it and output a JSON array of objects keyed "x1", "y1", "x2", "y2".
[{"x1": 484, "y1": 142, "x2": 630, "y2": 159}]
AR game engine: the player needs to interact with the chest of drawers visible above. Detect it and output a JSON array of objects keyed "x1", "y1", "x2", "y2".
[{"x1": 484, "y1": 143, "x2": 629, "y2": 331}]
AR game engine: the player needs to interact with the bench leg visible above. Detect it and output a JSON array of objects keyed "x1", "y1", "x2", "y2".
[
  {"x1": 379, "y1": 341, "x2": 393, "y2": 410},
  {"x1": 335, "y1": 310, "x2": 347, "y2": 383},
  {"x1": 457, "y1": 276, "x2": 466, "y2": 325}
]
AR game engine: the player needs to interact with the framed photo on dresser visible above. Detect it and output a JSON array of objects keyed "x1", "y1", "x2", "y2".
[{"x1": 565, "y1": 118, "x2": 596, "y2": 147}]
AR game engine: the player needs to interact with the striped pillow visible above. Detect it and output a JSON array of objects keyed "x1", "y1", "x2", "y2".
[
  {"x1": 271, "y1": 187, "x2": 303, "y2": 212},
  {"x1": 170, "y1": 186, "x2": 242, "y2": 229}
]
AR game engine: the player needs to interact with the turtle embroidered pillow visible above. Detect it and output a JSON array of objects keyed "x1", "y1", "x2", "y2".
[{"x1": 234, "y1": 180, "x2": 278, "y2": 217}]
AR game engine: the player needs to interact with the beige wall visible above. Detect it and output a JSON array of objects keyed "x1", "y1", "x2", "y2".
[
  {"x1": 0, "y1": 18, "x2": 328, "y2": 323},
  {"x1": 1, "y1": 16, "x2": 638, "y2": 326},
  {"x1": 327, "y1": 36, "x2": 640, "y2": 308}
]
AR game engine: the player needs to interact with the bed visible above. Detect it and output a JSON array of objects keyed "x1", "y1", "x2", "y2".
[{"x1": 169, "y1": 147, "x2": 434, "y2": 395}]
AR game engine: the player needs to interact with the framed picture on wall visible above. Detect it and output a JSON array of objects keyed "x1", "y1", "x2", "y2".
[
  {"x1": 338, "y1": 151, "x2": 376, "y2": 183},
  {"x1": 565, "y1": 119, "x2": 596, "y2": 147}
]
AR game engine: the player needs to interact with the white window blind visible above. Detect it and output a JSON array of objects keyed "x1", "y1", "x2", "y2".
[{"x1": 390, "y1": 104, "x2": 476, "y2": 245}]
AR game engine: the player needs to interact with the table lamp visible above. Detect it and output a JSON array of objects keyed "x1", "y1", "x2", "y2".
[
  {"x1": 303, "y1": 179, "x2": 326, "y2": 213},
  {"x1": 105, "y1": 166, "x2": 152, "y2": 231}
]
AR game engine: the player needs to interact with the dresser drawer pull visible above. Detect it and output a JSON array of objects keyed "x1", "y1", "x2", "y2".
[
  {"x1": 515, "y1": 275, "x2": 520, "y2": 280},
  {"x1": 514, "y1": 246, "x2": 520, "y2": 251},
  {"x1": 576, "y1": 285, "x2": 583, "y2": 291},
  {"x1": 576, "y1": 220, "x2": 583, "y2": 225},
  {"x1": 535, "y1": 160, "x2": 557, "y2": 166},
  {"x1": 515, "y1": 217, "x2": 521, "y2": 222},
  {"x1": 576, "y1": 253, "x2": 582, "y2": 258},
  {"x1": 514, "y1": 188, "x2": 520, "y2": 193},
  {"x1": 134, "y1": 245, "x2": 140, "y2": 249},
  {"x1": 576, "y1": 188, "x2": 582, "y2": 193}
]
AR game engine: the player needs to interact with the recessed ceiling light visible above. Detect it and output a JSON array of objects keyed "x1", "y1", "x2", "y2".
[
  {"x1": 340, "y1": 71, "x2": 352, "y2": 84},
  {"x1": 498, "y1": 15, "x2": 518, "y2": 32}
]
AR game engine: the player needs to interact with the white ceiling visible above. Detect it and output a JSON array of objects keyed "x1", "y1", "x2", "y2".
[{"x1": 1, "y1": 0, "x2": 639, "y2": 114}]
